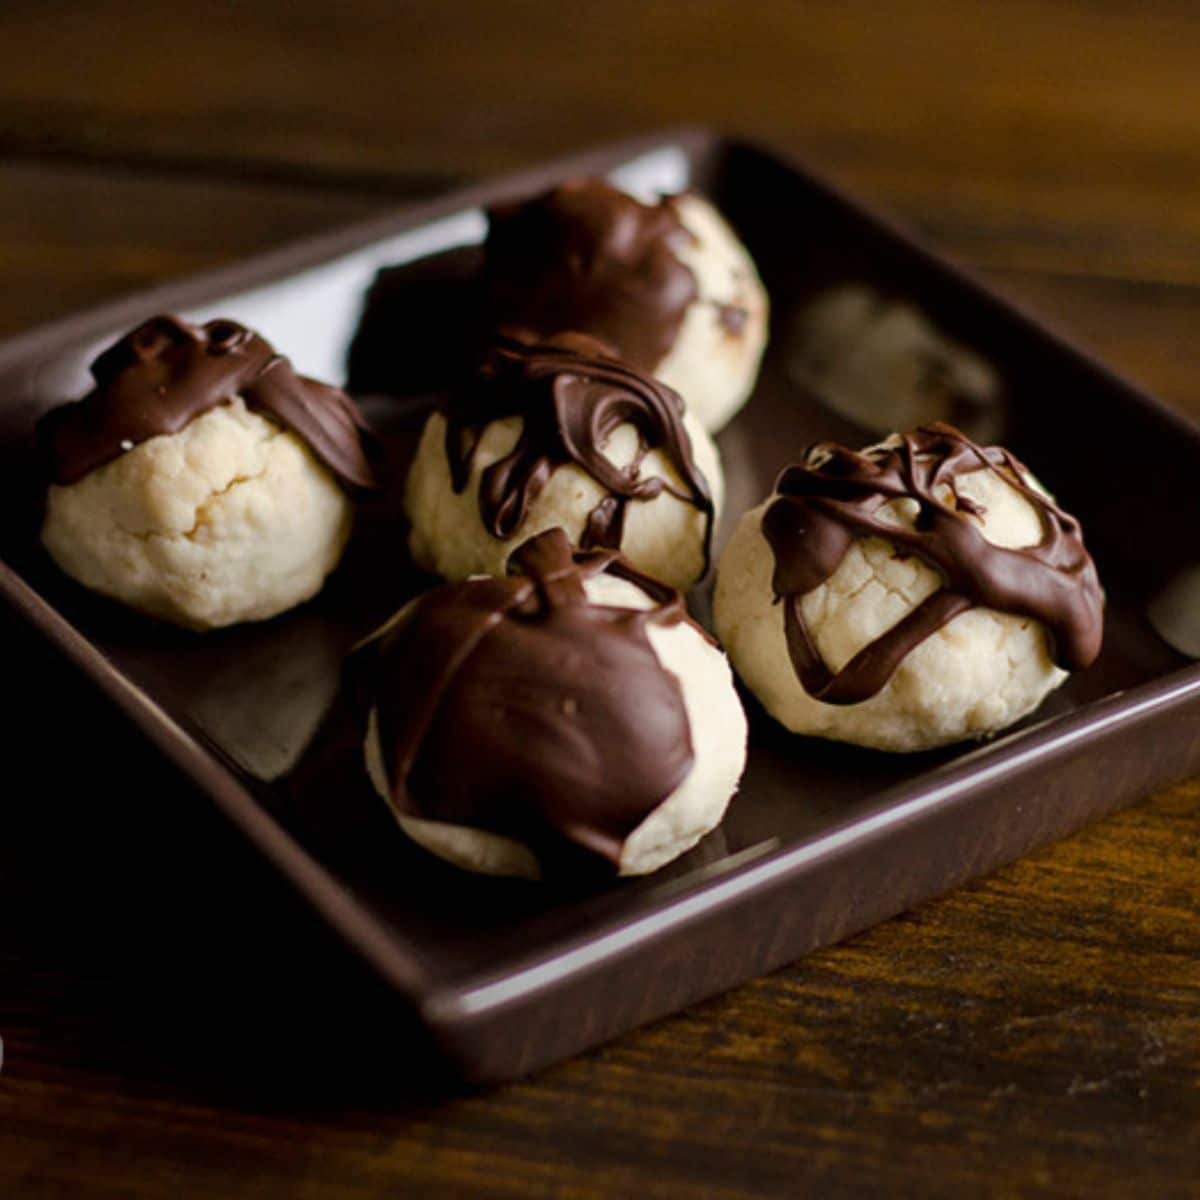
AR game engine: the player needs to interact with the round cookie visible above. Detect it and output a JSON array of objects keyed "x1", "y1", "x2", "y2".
[
  {"x1": 39, "y1": 315, "x2": 378, "y2": 631},
  {"x1": 363, "y1": 527, "x2": 749, "y2": 879},
  {"x1": 714, "y1": 424, "x2": 1103, "y2": 752},
  {"x1": 404, "y1": 333, "x2": 723, "y2": 591},
  {"x1": 485, "y1": 179, "x2": 768, "y2": 432}
]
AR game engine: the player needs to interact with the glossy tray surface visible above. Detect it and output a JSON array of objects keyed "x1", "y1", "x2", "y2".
[{"x1": 2, "y1": 131, "x2": 1197, "y2": 1081}]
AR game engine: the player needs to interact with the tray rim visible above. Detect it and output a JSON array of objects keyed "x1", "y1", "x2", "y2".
[
  {"x1": 4, "y1": 127, "x2": 1200, "y2": 1058},
  {"x1": 0, "y1": 128, "x2": 717, "y2": 373}
]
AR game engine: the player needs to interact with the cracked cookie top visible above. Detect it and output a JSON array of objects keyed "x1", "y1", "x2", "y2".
[{"x1": 762, "y1": 423, "x2": 1103, "y2": 704}]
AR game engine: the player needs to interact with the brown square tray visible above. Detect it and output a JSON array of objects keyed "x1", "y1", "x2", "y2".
[{"x1": 2, "y1": 130, "x2": 1198, "y2": 1083}]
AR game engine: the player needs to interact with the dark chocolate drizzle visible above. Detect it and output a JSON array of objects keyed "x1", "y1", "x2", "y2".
[
  {"x1": 484, "y1": 179, "x2": 698, "y2": 371},
  {"x1": 761, "y1": 423, "x2": 1103, "y2": 705},
  {"x1": 444, "y1": 332, "x2": 715, "y2": 574},
  {"x1": 39, "y1": 315, "x2": 379, "y2": 493},
  {"x1": 371, "y1": 527, "x2": 695, "y2": 868}
]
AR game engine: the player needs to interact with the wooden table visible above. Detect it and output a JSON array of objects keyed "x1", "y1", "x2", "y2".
[{"x1": 2, "y1": 4, "x2": 1198, "y2": 1195}]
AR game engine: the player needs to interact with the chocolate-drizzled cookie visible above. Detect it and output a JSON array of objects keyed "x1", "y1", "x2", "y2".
[
  {"x1": 485, "y1": 179, "x2": 698, "y2": 372},
  {"x1": 369, "y1": 528, "x2": 696, "y2": 867},
  {"x1": 762, "y1": 423, "x2": 1103, "y2": 705},
  {"x1": 38, "y1": 315, "x2": 378, "y2": 493},
  {"x1": 443, "y1": 332, "x2": 715, "y2": 573}
]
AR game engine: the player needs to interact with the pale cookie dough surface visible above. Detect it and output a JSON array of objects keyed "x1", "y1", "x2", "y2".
[
  {"x1": 714, "y1": 450, "x2": 1068, "y2": 752},
  {"x1": 656, "y1": 193, "x2": 770, "y2": 434},
  {"x1": 405, "y1": 408, "x2": 724, "y2": 590},
  {"x1": 364, "y1": 571, "x2": 749, "y2": 879},
  {"x1": 42, "y1": 397, "x2": 353, "y2": 630}
]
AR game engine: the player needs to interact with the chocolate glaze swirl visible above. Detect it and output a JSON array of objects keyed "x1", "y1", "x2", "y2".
[
  {"x1": 484, "y1": 179, "x2": 698, "y2": 371},
  {"x1": 444, "y1": 333, "x2": 715, "y2": 573},
  {"x1": 39, "y1": 315, "x2": 378, "y2": 493},
  {"x1": 761, "y1": 423, "x2": 1103, "y2": 705},
  {"x1": 371, "y1": 527, "x2": 695, "y2": 868}
]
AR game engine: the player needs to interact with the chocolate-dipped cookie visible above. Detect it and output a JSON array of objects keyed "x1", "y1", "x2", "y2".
[
  {"x1": 38, "y1": 315, "x2": 378, "y2": 630},
  {"x1": 485, "y1": 179, "x2": 768, "y2": 433},
  {"x1": 714, "y1": 424, "x2": 1103, "y2": 751},
  {"x1": 363, "y1": 528, "x2": 748, "y2": 878},
  {"x1": 404, "y1": 332, "x2": 722, "y2": 591}
]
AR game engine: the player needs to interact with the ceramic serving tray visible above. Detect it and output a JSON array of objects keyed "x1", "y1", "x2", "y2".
[{"x1": 2, "y1": 130, "x2": 1197, "y2": 1083}]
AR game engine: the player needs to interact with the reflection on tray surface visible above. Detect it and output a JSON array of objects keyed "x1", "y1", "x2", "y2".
[
  {"x1": 787, "y1": 284, "x2": 1004, "y2": 442},
  {"x1": 1148, "y1": 566, "x2": 1200, "y2": 659}
]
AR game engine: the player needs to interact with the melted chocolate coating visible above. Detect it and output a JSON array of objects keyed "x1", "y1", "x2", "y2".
[
  {"x1": 39, "y1": 316, "x2": 378, "y2": 493},
  {"x1": 347, "y1": 244, "x2": 489, "y2": 397},
  {"x1": 371, "y1": 528, "x2": 695, "y2": 868},
  {"x1": 444, "y1": 333, "x2": 715, "y2": 573},
  {"x1": 761, "y1": 423, "x2": 1103, "y2": 705},
  {"x1": 484, "y1": 179, "x2": 698, "y2": 371}
]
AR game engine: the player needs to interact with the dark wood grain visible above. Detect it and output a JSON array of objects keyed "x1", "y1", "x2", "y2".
[
  {"x1": 1, "y1": 3, "x2": 1199, "y2": 1196},
  {"x1": 6, "y1": 0, "x2": 1200, "y2": 220},
  {"x1": 0, "y1": 162, "x2": 394, "y2": 339}
]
